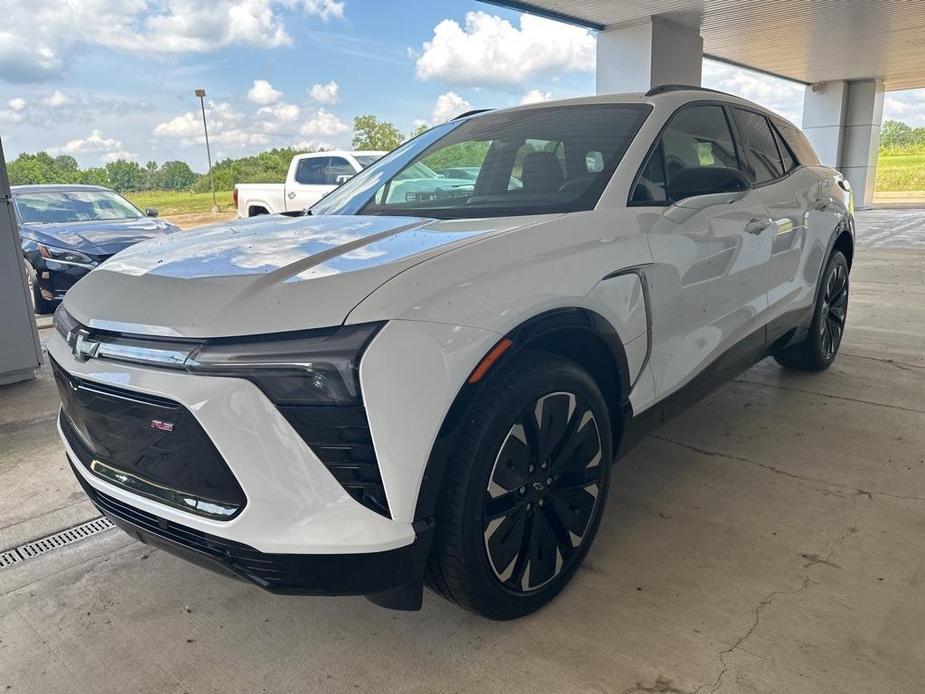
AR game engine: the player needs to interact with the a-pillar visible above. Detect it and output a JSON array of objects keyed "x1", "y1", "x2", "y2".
[
  {"x1": 596, "y1": 17, "x2": 703, "y2": 95},
  {"x1": 803, "y1": 79, "x2": 885, "y2": 209}
]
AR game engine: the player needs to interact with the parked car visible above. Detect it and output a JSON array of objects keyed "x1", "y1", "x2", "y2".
[
  {"x1": 233, "y1": 150, "x2": 386, "y2": 217},
  {"x1": 50, "y1": 87, "x2": 853, "y2": 619},
  {"x1": 15, "y1": 184, "x2": 179, "y2": 313}
]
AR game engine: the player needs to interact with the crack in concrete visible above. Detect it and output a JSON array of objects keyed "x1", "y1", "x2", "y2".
[
  {"x1": 650, "y1": 435, "x2": 925, "y2": 505},
  {"x1": 839, "y1": 351, "x2": 925, "y2": 373},
  {"x1": 703, "y1": 508, "x2": 861, "y2": 693},
  {"x1": 733, "y1": 379, "x2": 925, "y2": 414}
]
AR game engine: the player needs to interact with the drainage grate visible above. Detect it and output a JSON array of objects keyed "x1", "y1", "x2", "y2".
[{"x1": 0, "y1": 516, "x2": 114, "y2": 569}]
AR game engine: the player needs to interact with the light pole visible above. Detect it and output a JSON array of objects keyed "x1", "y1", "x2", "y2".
[{"x1": 195, "y1": 89, "x2": 218, "y2": 213}]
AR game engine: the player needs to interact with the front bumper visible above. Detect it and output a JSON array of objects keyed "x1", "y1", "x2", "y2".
[
  {"x1": 70, "y1": 458, "x2": 432, "y2": 596},
  {"x1": 38, "y1": 262, "x2": 92, "y2": 301}
]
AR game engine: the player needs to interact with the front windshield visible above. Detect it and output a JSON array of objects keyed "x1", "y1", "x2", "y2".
[
  {"x1": 14, "y1": 190, "x2": 143, "y2": 224},
  {"x1": 312, "y1": 104, "x2": 651, "y2": 219}
]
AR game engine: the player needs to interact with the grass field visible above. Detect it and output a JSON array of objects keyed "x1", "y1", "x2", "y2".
[
  {"x1": 876, "y1": 152, "x2": 925, "y2": 192},
  {"x1": 125, "y1": 189, "x2": 235, "y2": 216}
]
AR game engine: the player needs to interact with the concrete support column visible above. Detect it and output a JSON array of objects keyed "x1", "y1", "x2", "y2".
[
  {"x1": 803, "y1": 79, "x2": 885, "y2": 209},
  {"x1": 596, "y1": 17, "x2": 703, "y2": 94}
]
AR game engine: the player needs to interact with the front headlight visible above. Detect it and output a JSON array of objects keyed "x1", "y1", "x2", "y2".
[
  {"x1": 39, "y1": 244, "x2": 97, "y2": 267},
  {"x1": 53, "y1": 308, "x2": 384, "y2": 407},
  {"x1": 188, "y1": 323, "x2": 384, "y2": 406}
]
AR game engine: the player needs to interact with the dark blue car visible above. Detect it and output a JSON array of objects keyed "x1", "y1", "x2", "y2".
[{"x1": 14, "y1": 184, "x2": 180, "y2": 313}]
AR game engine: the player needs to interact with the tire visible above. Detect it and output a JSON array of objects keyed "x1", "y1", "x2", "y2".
[
  {"x1": 774, "y1": 249, "x2": 849, "y2": 371},
  {"x1": 426, "y1": 353, "x2": 613, "y2": 620},
  {"x1": 24, "y1": 260, "x2": 56, "y2": 315}
]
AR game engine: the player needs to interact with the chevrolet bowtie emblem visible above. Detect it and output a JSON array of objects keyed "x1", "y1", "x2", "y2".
[{"x1": 67, "y1": 329, "x2": 100, "y2": 362}]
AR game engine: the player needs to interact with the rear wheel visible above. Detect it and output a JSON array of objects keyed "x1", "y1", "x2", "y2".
[
  {"x1": 774, "y1": 249, "x2": 849, "y2": 371},
  {"x1": 426, "y1": 353, "x2": 613, "y2": 620}
]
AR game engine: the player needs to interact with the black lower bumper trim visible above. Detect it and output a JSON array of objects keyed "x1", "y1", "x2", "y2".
[{"x1": 69, "y1": 457, "x2": 432, "y2": 596}]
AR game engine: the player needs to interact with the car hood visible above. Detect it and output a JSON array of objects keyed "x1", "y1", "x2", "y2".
[
  {"x1": 63, "y1": 213, "x2": 555, "y2": 337},
  {"x1": 22, "y1": 217, "x2": 177, "y2": 256}
]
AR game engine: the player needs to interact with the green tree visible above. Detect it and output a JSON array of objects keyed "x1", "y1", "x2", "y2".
[
  {"x1": 80, "y1": 167, "x2": 109, "y2": 186},
  {"x1": 881, "y1": 120, "x2": 914, "y2": 151},
  {"x1": 158, "y1": 160, "x2": 197, "y2": 190},
  {"x1": 352, "y1": 115, "x2": 402, "y2": 151},
  {"x1": 105, "y1": 159, "x2": 144, "y2": 192}
]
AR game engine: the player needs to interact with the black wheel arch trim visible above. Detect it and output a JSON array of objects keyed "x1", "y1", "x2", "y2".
[{"x1": 413, "y1": 306, "x2": 634, "y2": 523}]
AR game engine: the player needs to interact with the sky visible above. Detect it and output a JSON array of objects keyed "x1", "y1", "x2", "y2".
[{"x1": 1, "y1": 0, "x2": 923, "y2": 173}]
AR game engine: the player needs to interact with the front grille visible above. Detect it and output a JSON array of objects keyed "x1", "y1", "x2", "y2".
[
  {"x1": 52, "y1": 357, "x2": 246, "y2": 519},
  {"x1": 280, "y1": 406, "x2": 390, "y2": 518}
]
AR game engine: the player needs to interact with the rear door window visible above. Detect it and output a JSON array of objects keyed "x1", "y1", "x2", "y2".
[
  {"x1": 773, "y1": 118, "x2": 822, "y2": 167},
  {"x1": 295, "y1": 157, "x2": 329, "y2": 185},
  {"x1": 732, "y1": 108, "x2": 784, "y2": 183}
]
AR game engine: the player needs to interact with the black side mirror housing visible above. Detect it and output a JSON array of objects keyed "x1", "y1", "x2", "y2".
[
  {"x1": 145, "y1": 207, "x2": 159, "y2": 217},
  {"x1": 667, "y1": 167, "x2": 752, "y2": 202}
]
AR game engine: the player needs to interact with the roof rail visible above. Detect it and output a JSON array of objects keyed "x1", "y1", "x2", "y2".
[
  {"x1": 453, "y1": 109, "x2": 493, "y2": 120},
  {"x1": 645, "y1": 84, "x2": 733, "y2": 97}
]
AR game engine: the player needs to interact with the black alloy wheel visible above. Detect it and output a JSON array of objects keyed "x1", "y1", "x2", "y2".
[
  {"x1": 820, "y1": 260, "x2": 848, "y2": 360},
  {"x1": 483, "y1": 391, "x2": 604, "y2": 592}
]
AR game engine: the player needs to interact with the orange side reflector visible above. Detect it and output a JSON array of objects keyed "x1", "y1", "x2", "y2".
[{"x1": 467, "y1": 338, "x2": 513, "y2": 384}]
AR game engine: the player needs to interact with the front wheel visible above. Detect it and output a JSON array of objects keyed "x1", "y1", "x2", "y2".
[
  {"x1": 426, "y1": 353, "x2": 613, "y2": 619},
  {"x1": 774, "y1": 249, "x2": 849, "y2": 371},
  {"x1": 24, "y1": 261, "x2": 56, "y2": 315}
]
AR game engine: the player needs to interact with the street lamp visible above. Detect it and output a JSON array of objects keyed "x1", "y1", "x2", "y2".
[{"x1": 195, "y1": 88, "x2": 218, "y2": 213}]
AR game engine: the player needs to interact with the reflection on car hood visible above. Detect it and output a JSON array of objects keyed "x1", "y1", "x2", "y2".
[
  {"x1": 63, "y1": 213, "x2": 546, "y2": 337},
  {"x1": 21, "y1": 217, "x2": 177, "y2": 256}
]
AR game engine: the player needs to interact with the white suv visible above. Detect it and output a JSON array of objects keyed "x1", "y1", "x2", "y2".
[{"x1": 50, "y1": 86, "x2": 854, "y2": 619}]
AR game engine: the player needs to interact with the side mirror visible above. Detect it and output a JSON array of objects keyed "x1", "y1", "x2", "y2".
[
  {"x1": 145, "y1": 207, "x2": 159, "y2": 217},
  {"x1": 663, "y1": 167, "x2": 751, "y2": 222},
  {"x1": 668, "y1": 166, "x2": 751, "y2": 202}
]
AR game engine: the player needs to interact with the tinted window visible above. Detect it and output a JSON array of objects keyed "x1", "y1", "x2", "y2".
[
  {"x1": 773, "y1": 119, "x2": 821, "y2": 167},
  {"x1": 326, "y1": 157, "x2": 355, "y2": 185},
  {"x1": 632, "y1": 104, "x2": 737, "y2": 203},
  {"x1": 312, "y1": 104, "x2": 650, "y2": 219},
  {"x1": 770, "y1": 123, "x2": 797, "y2": 172},
  {"x1": 631, "y1": 141, "x2": 667, "y2": 203},
  {"x1": 732, "y1": 109, "x2": 784, "y2": 183},
  {"x1": 295, "y1": 157, "x2": 328, "y2": 185}
]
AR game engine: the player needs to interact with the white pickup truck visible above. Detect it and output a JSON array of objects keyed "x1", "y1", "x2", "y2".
[{"x1": 233, "y1": 150, "x2": 385, "y2": 217}]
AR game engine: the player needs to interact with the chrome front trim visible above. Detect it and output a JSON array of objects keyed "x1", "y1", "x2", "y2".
[{"x1": 88, "y1": 459, "x2": 241, "y2": 520}]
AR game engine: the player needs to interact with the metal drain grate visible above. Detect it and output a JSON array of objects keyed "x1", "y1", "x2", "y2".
[{"x1": 0, "y1": 516, "x2": 114, "y2": 569}]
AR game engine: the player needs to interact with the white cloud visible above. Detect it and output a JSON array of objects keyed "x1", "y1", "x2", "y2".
[
  {"x1": 49, "y1": 129, "x2": 125, "y2": 157},
  {"x1": 247, "y1": 79, "x2": 283, "y2": 105},
  {"x1": 702, "y1": 59, "x2": 804, "y2": 124},
  {"x1": 8, "y1": 98, "x2": 27, "y2": 111},
  {"x1": 308, "y1": 80, "x2": 340, "y2": 105},
  {"x1": 292, "y1": 139, "x2": 333, "y2": 151},
  {"x1": 44, "y1": 90, "x2": 71, "y2": 107},
  {"x1": 102, "y1": 150, "x2": 138, "y2": 163},
  {"x1": 520, "y1": 89, "x2": 552, "y2": 105},
  {"x1": 299, "y1": 108, "x2": 350, "y2": 137},
  {"x1": 431, "y1": 91, "x2": 471, "y2": 124},
  {"x1": 257, "y1": 103, "x2": 300, "y2": 121},
  {"x1": 414, "y1": 12, "x2": 594, "y2": 88},
  {"x1": 884, "y1": 89, "x2": 925, "y2": 127},
  {"x1": 0, "y1": 0, "x2": 346, "y2": 84},
  {"x1": 301, "y1": 0, "x2": 345, "y2": 21}
]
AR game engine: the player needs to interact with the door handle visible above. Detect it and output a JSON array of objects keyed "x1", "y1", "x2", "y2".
[
  {"x1": 745, "y1": 217, "x2": 772, "y2": 235},
  {"x1": 813, "y1": 196, "x2": 833, "y2": 211}
]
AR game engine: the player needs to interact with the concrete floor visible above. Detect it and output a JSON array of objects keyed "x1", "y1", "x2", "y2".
[{"x1": 1, "y1": 210, "x2": 923, "y2": 693}]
